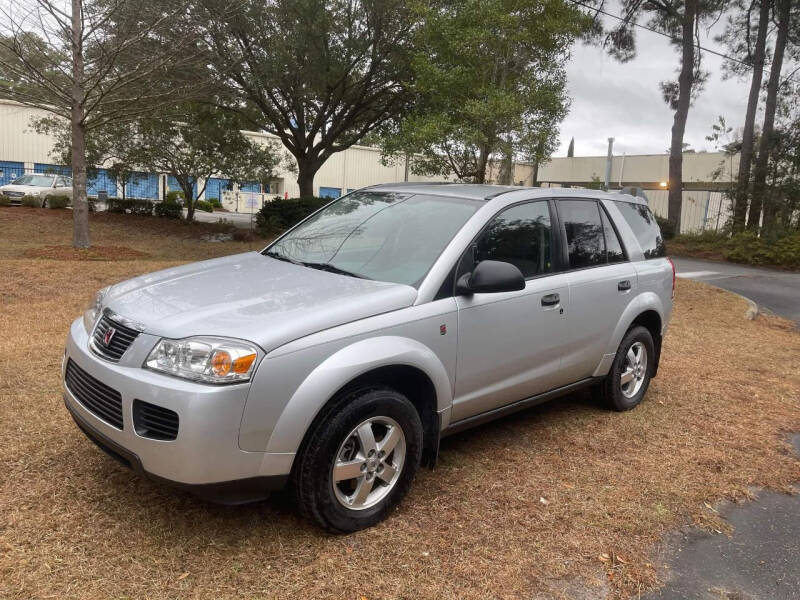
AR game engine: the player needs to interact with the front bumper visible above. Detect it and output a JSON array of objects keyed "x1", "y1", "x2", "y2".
[{"x1": 63, "y1": 318, "x2": 293, "y2": 502}]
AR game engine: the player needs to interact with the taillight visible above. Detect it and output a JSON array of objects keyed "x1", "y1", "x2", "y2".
[{"x1": 667, "y1": 257, "x2": 676, "y2": 299}]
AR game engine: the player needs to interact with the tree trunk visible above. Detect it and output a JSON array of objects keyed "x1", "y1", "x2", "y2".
[
  {"x1": 183, "y1": 181, "x2": 195, "y2": 221},
  {"x1": 296, "y1": 157, "x2": 319, "y2": 197},
  {"x1": 475, "y1": 142, "x2": 492, "y2": 184},
  {"x1": 667, "y1": 0, "x2": 697, "y2": 235},
  {"x1": 751, "y1": 0, "x2": 790, "y2": 232},
  {"x1": 732, "y1": 0, "x2": 771, "y2": 232},
  {"x1": 71, "y1": 0, "x2": 89, "y2": 248}
]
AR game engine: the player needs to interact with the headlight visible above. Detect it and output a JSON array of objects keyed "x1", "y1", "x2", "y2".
[
  {"x1": 83, "y1": 286, "x2": 110, "y2": 333},
  {"x1": 145, "y1": 337, "x2": 260, "y2": 384}
]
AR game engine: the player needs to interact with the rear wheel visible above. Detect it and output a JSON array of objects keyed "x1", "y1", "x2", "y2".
[
  {"x1": 602, "y1": 325, "x2": 655, "y2": 411},
  {"x1": 292, "y1": 386, "x2": 423, "y2": 532}
]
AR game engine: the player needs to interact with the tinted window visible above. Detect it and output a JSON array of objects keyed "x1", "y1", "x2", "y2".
[
  {"x1": 559, "y1": 200, "x2": 606, "y2": 268},
  {"x1": 473, "y1": 201, "x2": 553, "y2": 278},
  {"x1": 600, "y1": 206, "x2": 626, "y2": 263},
  {"x1": 614, "y1": 201, "x2": 666, "y2": 258}
]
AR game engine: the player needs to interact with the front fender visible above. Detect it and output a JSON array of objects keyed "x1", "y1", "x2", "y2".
[{"x1": 262, "y1": 336, "x2": 452, "y2": 455}]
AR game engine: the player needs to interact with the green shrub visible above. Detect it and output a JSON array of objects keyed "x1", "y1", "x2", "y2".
[
  {"x1": 155, "y1": 200, "x2": 182, "y2": 219},
  {"x1": 722, "y1": 232, "x2": 800, "y2": 268},
  {"x1": 655, "y1": 216, "x2": 676, "y2": 240},
  {"x1": 671, "y1": 230, "x2": 800, "y2": 269},
  {"x1": 256, "y1": 196, "x2": 331, "y2": 235},
  {"x1": 106, "y1": 198, "x2": 154, "y2": 215},
  {"x1": 45, "y1": 195, "x2": 71, "y2": 209},
  {"x1": 21, "y1": 195, "x2": 42, "y2": 207},
  {"x1": 165, "y1": 190, "x2": 185, "y2": 204},
  {"x1": 195, "y1": 200, "x2": 214, "y2": 213},
  {"x1": 207, "y1": 197, "x2": 222, "y2": 208},
  {"x1": 0, "y1": 195, "x2": 11, "y2": 206}
]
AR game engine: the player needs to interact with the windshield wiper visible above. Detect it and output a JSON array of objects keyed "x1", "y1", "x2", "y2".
[
  {"x1": 265, "y1": 250, "x2": 303, "y2": 265},
  {"x1": 302, "y1": 262, "x2": 370, "y2": 279}
]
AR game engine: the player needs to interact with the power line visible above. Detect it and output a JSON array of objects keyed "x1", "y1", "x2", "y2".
[{"x1": 567, "y1": 0, "x2": 800, "y2": 85}]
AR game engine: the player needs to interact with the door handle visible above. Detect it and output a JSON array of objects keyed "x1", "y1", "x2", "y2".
[
  {"x1": 541, "y1": 293, "x2": 560, "y2": 307},
  {"x1": 618, "y1": 280, "x2": 631, "y2": 291}
]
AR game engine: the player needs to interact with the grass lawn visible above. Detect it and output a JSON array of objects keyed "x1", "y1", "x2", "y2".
[{"x1": 1, "y1": 207, "x2": 799, "y2": 599}]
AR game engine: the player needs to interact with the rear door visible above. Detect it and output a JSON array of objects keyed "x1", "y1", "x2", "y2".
[
  {"x1": 557, "y1": 199, "x2": 637, "y2": 383},
  {"x1": 452, "y1": 199, "x2": 570, "y2": 421}
]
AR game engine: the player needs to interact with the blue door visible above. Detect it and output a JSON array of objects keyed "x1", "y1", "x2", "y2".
[
  {"x1": 319, "y1": 187, "x2": 341, "y2": 199},
  {"x1": 87, "y1": 168, "x2": 117, "y2": 197},
  {"x1": 0, "y1": 161, "x2": 24, "y2": 186},
  {"x1": 125, "y1": 172, "x2": 158, "y2": 199},
  {"x1": 167, "y1": 175, "x2": 198, "y2": 199},
  {"x1": 205, "y1": 178, "x2": 231, "y2": 202},
  {"x1": 240, "y1": 181, "x2": 261, "y2": 193}
]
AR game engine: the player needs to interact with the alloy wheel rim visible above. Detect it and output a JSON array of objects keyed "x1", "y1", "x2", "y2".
[
  {"x1": 331, "y1": 416, "x2": 406, "y2": 511},
  {"x1": 620, "y1": 341, "x2": 647, "y2": 398}
]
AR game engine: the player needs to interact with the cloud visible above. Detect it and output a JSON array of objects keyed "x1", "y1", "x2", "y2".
[{"x1": 559, "y1": 21, "x2": 750, "y2": 157}]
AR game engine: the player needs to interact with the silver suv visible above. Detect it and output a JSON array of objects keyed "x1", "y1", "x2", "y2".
[{"x1": 63, "y1": 184, "x2": 674, "y2": 532}]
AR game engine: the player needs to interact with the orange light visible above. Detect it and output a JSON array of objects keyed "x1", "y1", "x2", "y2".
[
  {"x1": 659, "y1": 181, "x2": 668, "y2": 188},
  {"x1": 211, "y1": 351, "x2": 233, "y2": 376},
  {"x1": 233, "y1": 353, "x2": 257, "y2": 374}
]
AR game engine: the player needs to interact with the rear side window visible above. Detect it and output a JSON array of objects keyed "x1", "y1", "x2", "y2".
[
  {"x1": 613, "y1": 201, "x2": 666, "y2": 258},
  {"x1": 600, "y1": 207, "x2": 626, "y2": 263},
  {"x1": 558, "y1": 200, "x2": 606, "y2": 268}
]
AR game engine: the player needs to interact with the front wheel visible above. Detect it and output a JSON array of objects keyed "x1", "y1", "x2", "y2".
[
  {"x1": 292, "y1": 387, "x2": 423, "y2": 533},
  {"x1": 601, "y1": 325, "x2": 655, "y2": 411}
]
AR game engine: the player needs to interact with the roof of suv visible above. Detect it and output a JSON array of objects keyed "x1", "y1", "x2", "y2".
[{"x1": 364, "y1": 182, "x2": 648, "y2": 205}]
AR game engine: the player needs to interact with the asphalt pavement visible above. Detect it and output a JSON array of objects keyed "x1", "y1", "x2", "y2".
[
  {"x1": 643, "y1": 436, "x2": 800, "y2": 600},
  {"x1": 644, "y1": 258, "x2": 800, "y2": 599},
  {"x1": 672, "y1": 257, "x2": 800, "y2": 325}
]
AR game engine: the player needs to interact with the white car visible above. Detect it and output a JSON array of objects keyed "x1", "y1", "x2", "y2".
[{"x1": 0, "y1": 174, "x2": 73, "y2": 206}]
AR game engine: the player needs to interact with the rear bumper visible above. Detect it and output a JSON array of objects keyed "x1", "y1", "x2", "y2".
[{"x1": 66, "y1": 396, "x2": 288, "y2": 504}]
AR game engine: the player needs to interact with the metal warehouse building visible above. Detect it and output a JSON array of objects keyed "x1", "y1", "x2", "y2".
[
  {"x1": 0, "y1": 100, "x2": 445, "y2": 201},
  {"x1": 1, "y1": 99, "x2": 738, "y2": 232}
]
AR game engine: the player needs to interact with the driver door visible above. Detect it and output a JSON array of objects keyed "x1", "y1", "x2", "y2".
[{"x1": 452, "y1": 200, "x2": 570, "y2": 422}]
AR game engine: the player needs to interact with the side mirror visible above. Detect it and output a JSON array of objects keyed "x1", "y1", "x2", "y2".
[{"x1": 456, "y1": 260, "x2": 526, "y2": 295}]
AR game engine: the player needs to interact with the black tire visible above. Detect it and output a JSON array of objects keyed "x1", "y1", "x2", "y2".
[
  {"x1": 292, "y1": 386, "x2": 423, "y2": 533},
  {"x1": 41, "y1": 196, "x2": 49, "y2": 208},
  {"x1": 602, "y1": 325, "x2": 655, "y2": 411}
]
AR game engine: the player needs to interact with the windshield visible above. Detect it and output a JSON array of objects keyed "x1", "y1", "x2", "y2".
[
  {"x1": 11, "y1": 175, "x2": 55, "y2": 187},
  {"x1": 265, "y1": 191, "x2": 483, "y2": 286}
]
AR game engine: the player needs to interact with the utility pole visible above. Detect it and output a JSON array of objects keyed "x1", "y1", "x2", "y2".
[{"x1": 604, "y1": 137, "x2": 614, "y2": 191}]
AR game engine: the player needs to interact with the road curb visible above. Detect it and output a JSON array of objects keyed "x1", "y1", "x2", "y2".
[{"x1": 732, "y1": 292, "x2": 759, "y2": 320}]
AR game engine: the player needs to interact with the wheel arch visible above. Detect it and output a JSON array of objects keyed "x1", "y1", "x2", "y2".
[
  {"x1": 629, "y1": 309, "x2": 663, "y2": 376},
  {"x1": 265, "y1": 336, "x2": 452, "y2": 468},
  {"x1": 599, "y1": 293, "x2": 665, "y2": 378}
]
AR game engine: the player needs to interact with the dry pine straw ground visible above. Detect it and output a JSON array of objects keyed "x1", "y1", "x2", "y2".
[{"x1": 1, "y1": 208, "x2": 799, "y2": 600}]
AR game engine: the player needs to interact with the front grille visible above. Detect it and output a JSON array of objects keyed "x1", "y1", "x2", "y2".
[
  {"x1": 4, "y1": 191, "x2": 24, "y2": 198},
  {"x1": 133, "y1": 400, "x2": 179, "y2": 441},
  {"x1": 65, "y1": 359, "x2": 124, "y2": 429},
  {"x1": 91, "y1": 314, "x2": 140, "y2": 362}
]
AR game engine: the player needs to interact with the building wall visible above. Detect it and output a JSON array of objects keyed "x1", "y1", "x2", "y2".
[
  {"x1": 538, "y1": 152, "x2": 739, "y2": 189},
  {"x1": 0, "y1": 102, "x2": 60, "y2": 165}
]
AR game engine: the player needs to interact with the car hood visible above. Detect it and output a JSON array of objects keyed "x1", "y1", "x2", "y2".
[{"x1": 104, "y1": 252, "x2": 418, "y2": 352}]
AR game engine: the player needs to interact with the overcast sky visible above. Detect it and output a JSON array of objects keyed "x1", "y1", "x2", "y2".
[{"x1": 558, "y1": 9, "x2": 750, "y2": 157}]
